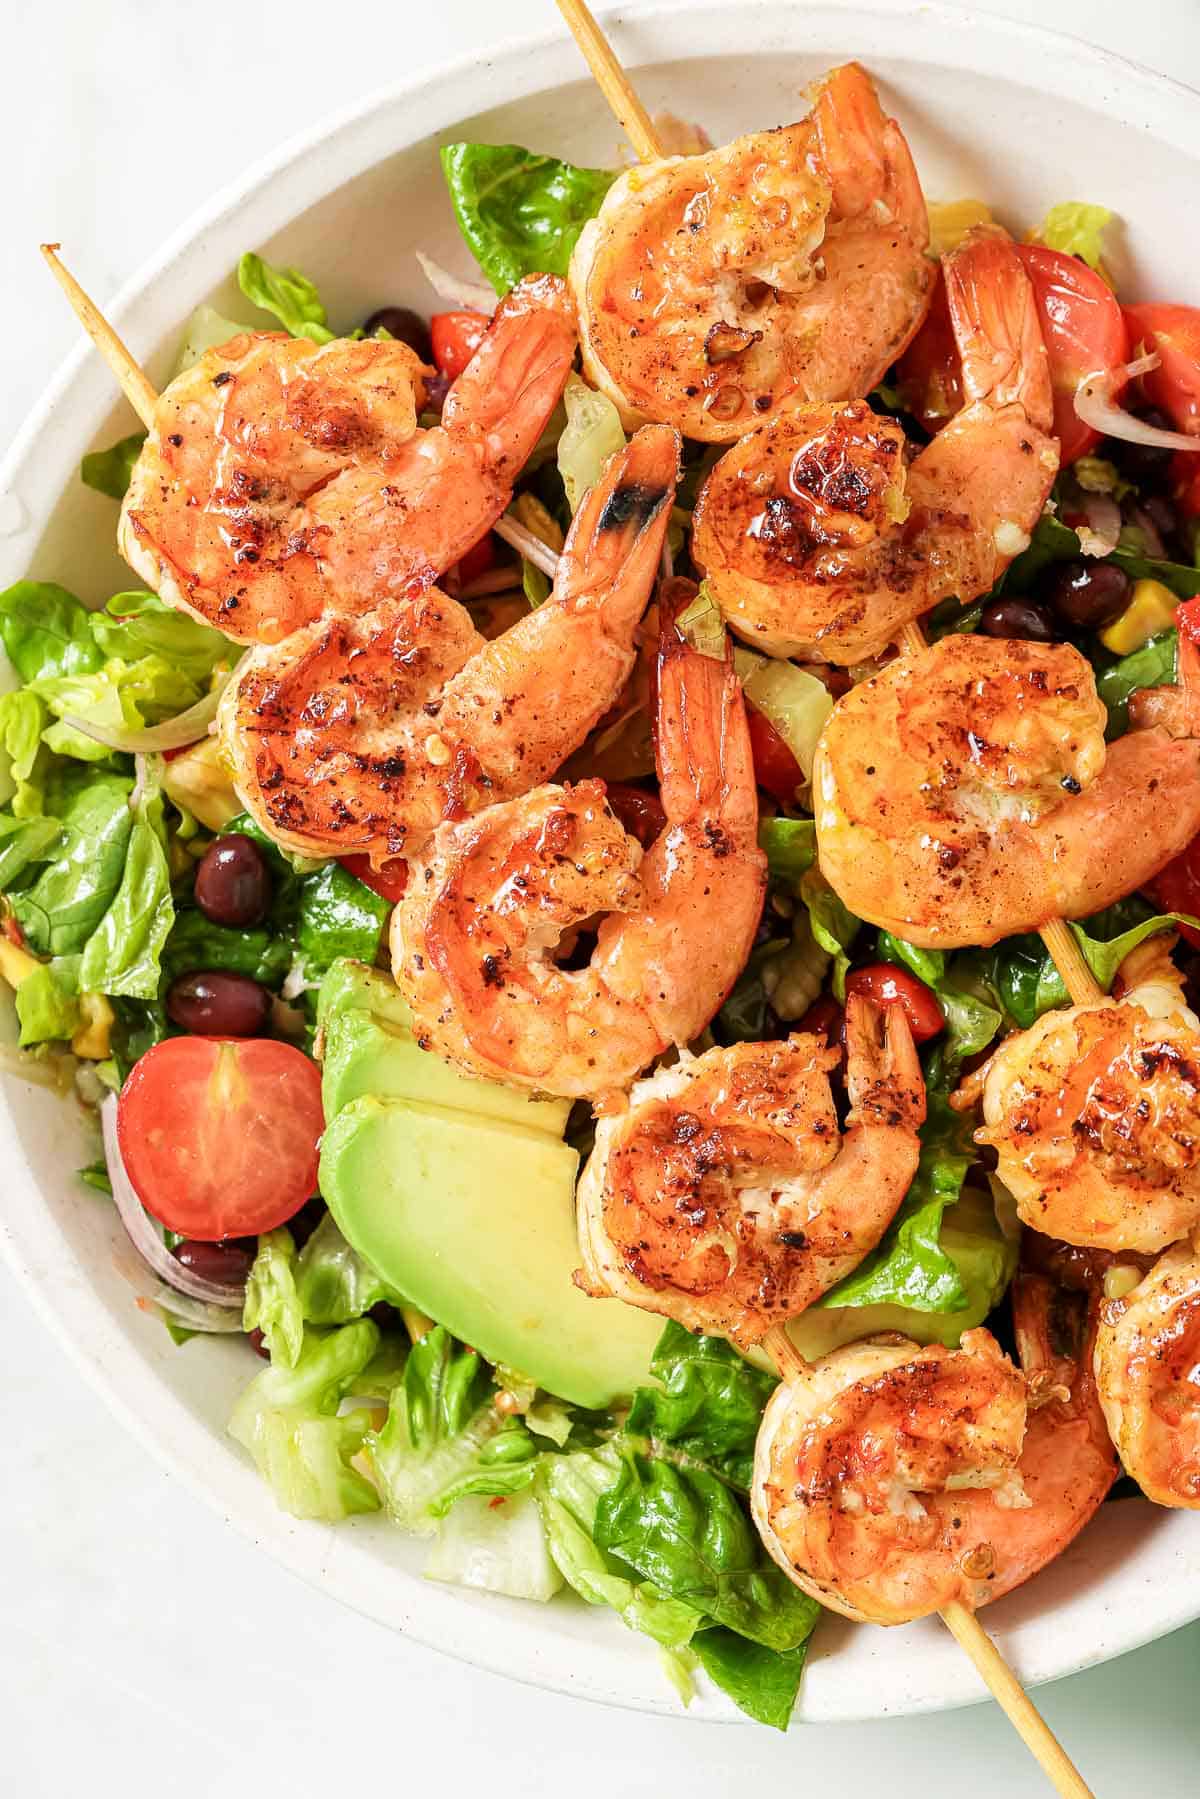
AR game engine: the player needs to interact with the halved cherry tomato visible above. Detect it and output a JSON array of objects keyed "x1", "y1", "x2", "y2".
[
  {"x1": 118, "y1": 1037, "x2": 324, "y2": 1239},
  {"x1": 1146, "y1": 835, "x2": 1200, "y2": 949},
  {"x1": 844, "y1": 963, "x2": 944, "y2": 1043},
  {"x1": 797, "y1": 994, "x2": 845, "y2": 1054},
  {"x1": 895, "y1": 272, "x2": 962, "y2": 435},
  {"x1": 604, "y1": 782, "x2": 667, "y2": 849},
  {"x1": 1123, "y1": 303, "x2": 1200, "y2": 436},
  {"x1": 430, "y1": 310, "x2": 490, "y2": 382},
  {"x1": 339, "y1": 853, "x2": 408, "y2": 904},
  {"x1": 456, "y1": 532, "x2": 496, "y2": 586},
  {"x1": 1016, "y1": 245, "x2": 1129, "y2": 465},
  {"x1": 897, "y1": 251, "x2": 1127, "y2": 466},
  {"x1": 746, "y1": 710, "x2": 804, "y2": 806}
]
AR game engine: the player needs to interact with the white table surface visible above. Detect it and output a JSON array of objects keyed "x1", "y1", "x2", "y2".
[{"x1": 4, "y1": 1, "x2": 1200, "y2": 1792}]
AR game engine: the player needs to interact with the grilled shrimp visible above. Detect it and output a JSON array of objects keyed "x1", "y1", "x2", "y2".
[
  {"x1": 752, "y1": 1273, "x2": 1116, "y2": 1624},
  {"x1": 1094, "y1": 1233, "x2": 1200, "y2": 1508},
  {"x1": 392, "y1": 581, "x2": 767, "y2": 1099},
  {"x1": 120, "y1": 275, "x2": 576, "y2": 643},
  {"x1": 219, "y1": 425, "x2": 679, "y2": 862},
  {"x1": 574, "y1": 996, "x2": 924, "y2": 1345},
  {"x1": 961, "y1": 934, "x2": 1200, "y2": 1253},
  {"x1": 570, "y1": 62, "x2": 934, "y2": 443},
  {"x1": 691, "y1": 227, "x2": 1059, "y2": 661},
  {"x1": 813, "y1": 629, "x2": 1200, "y2": 948}
]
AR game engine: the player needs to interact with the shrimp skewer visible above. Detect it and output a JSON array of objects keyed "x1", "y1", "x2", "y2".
[
  {"x1": 393, "y1": 579, "x2": 767, "y2": 1099},
  {"x1": 956, "y1": 934, "x2": 1200, "y2": 1253},
  {"x1": 575, "y1": 997, "x2": 924, "y2": 1344},
  {"x1": 219, "y1": 424, "x2": 680, "y2": 862},
  {"x1": 691, "y1": 227, "x2": 1059, "y2": 662},
  {"x1": 1094, "y1": 1231, "x2": 1200, "y2": 1508},
  {"x1": 569, "y1": 61, "x2": 934, "y2": 443}
]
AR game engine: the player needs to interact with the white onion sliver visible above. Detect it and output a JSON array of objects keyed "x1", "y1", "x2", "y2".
[
  {"x1": 415, "y1": 250, "x2": 496, "y2": 316},
  {"x1": 1074, "y1": 355, "x2": 1200, "y2": 452},
  {"x1": 61, "y1": 681, "x2": 226, "y2": 755},
  {"x1": 100, "y1": 1095, "x2": 244, "y2": 1308},
  {"x1": 1079, "y1": 493, "x2": 1121, "y2": 557},
  {"x1": 494, "y1": 515, "x2": 560, "y2": 579},
  {"x1": 136, "y1": 1280, "x2": 247, "y2": 1333}
]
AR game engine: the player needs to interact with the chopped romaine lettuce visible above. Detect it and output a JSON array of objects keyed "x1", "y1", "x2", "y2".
[
  {"x1": 986, "y1": 899, "x2": 1189, "y2": 1028},
  {"x1": 81, "y1": 433, "x2": 146, "y2": 501},
  {"x1": 76, "y1": 754, "x2": 173, "y2": 1000},
  {"x1": 624, "y1": 1322, "x2": 776, "y2": 1490},
  {"x1": 15, "y1": 955, "x2": 81, "y2": 1046},
  {"x1": 237, "y1": 253, "x2": 334, "y2": 343},
  {"x1": 798, "y1": 867, "x2": 860, "y2": 999},
  {"x1": 423, "y1": 1486, "x2": 563, "y2": 1601},
  {"x1": 757, "y1": 816, "x2": 816, "y2": 887},
  {"x1": 11, "y1": 772, "x2": 134, "y2": 956},
  {"x1": 690, "y1": 1629, "x2": 810, "y2": 1732},
  {"x1": 366, "y1": 1326, "x2": 499, "y2": 1535},
  {"x1": 294, "y1": 1211, "x2": 400, "y2": 1324},
  {"x1": 735, "y1": 652, "x2": 832, "y2": 780},
  {"x1": 0, "y1": 581, "x2": 102, "y2": 684},
  {"x1": 440, "y1": 143, "x2": 615, "y2": 295},
  {"x1": 1033, "y1": 202, "x2": 1112, "y2": 272},
  {"x1": 243, "y1": 1228, "x2": 304, "y2": 1369},
  {"x1": 558, "y1": 373, "x2": 626, "y2": 513},
  {"x1": 0, "y1": 690, "x2": 51, "y2": 816}
]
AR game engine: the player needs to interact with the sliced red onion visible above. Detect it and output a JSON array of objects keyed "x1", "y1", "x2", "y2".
[
  {"x1": 61, "y1": 684, "x2": 224, "y2": 755},
  {"x1": 1078, "y1": 492, "x2": 1122, "y2": 557},
  {"x1": 133, "y1": 1280, "x2": 247, "y2": 1333},
  {"x1": 415, "y1": 251, "x2": 496, "y2": 316},
  {"x1": 1074, "y1": 354, "x2": 1200, "y2": 451},
  {"x1": 100, "y1": 1095, "x2": 244, "y2": 1307},
  {"x1": 494, "y1": 515, "x2": 560, "y2": 579}
]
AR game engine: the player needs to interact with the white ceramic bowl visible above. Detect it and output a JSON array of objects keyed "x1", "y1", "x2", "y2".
[{"x1": 4, "y1": 0, "x2": 1200, "y2": 1726}]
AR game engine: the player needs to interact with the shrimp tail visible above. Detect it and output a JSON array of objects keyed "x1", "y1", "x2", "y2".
[
  {"x1": 554, "y1": 423, "x2": 680, "y2": 625},
  {"x1": 844, "y1": 992, "x2": 927, "y2": 1131},
  {"x1": 810, "y1": 62, "x2": 929, "y2": 249},
  {"x1": 441, "y1": 273, "x2": 577, "y2": 476},
  {"x1": 654, "y1": 577, "x2": 757, "y2": 836},
  {"x1": 944, "y1": 225, "x2": 1053, "y2": 430}
]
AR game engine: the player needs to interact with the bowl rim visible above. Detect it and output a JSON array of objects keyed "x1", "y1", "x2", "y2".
[{"x1": 4, "y1": 0, "x2": 1200, "y2": 1727}]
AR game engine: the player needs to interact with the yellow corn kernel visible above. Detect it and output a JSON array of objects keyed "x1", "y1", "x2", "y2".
[
  {"x1": 1099, "y1": 578, "x2": 1179, "y2": 655},
  {"x1": 928, "y1": 198, "x2": 994, "y2": 258},
  {"x1": 514, "y1": 492, "x2": 565, "y2": 556},
  {"x1": 0, "y1": 938, "x2": 40, "y2": 990},
  {"x1": 71, "y1": 991, "x2": 115, "y2": 1060},
  {"x1": 162, "y1": 736, "x2": 241, "y2": 831}
]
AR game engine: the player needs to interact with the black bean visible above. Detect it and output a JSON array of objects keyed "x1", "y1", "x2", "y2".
[
  {"x1": 979, "y1": 598, "x2": 1057, "y2": 642},
  {"x1": 363, "y1": 306, "x2": 432, "y2": 362},
  {"x1": 1043, "y1": 560, "x2": 1130, "y2": 632},
  {"x1": 172, "y1": 1238, "x2": 255, "y2": 1284},
  {"x1": 1112, "y1": 410, "x2": 1175, "y2": 481},
  {"x1": 1142, "y1": 494, "x2": 1178, "y2": 541},
  {"x1": 166, "y1": 970, "x2": 272, "y2": 1037},
  {"x1": 194, "y1": 833, "x2": 272, "y2": 927}
]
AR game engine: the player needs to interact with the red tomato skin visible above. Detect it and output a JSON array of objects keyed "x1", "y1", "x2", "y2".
[
  {"x1": 455, "y1": 533, "x2": 496, "y2": 585},
  {"x1": 844, "y1": 963, "x2": 944, "y2": 1043},
  {"x1": 1171, "y1": 453, "x2": 1200, "y2": 519},
  {"x1": 895, "y1": 272, "x2": 962, "y2": 435},
  {"x1": 430, "y1": 311, "x2": 490, "y2": 381},
  {"x1": 338, "y1": 854, "x2": 408, "y2": 904},
  {"x1": 1123, "y1": 303, "x2": 1200, "y2": 436},
  {"x1": 1016, "y1": 245, "x2": 1129, "y2": 465},
  {"x1": 1146, "y1": 839, "x2": 1200, "y2": 949},
  {"x1": 118, "y1": 1037, "x2": 325, "y2": 1240},
  {"x1": 797, "y1": 994, "x2": 845, "y2": 1053},
  {"x1": 603, "y1": 782, "x2": 667, "y2": 849},
  {"x1": 746, "y1": 710, "x2": 805, "y2": 806}
]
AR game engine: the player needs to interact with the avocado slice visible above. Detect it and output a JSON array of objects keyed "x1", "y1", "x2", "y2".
[
  {"x1": 319, "y1": 1095, "x2": 662, "y2": 1407},
  {"x1": 318, "y1": 959, "x2": 570, "y2": 1136}
]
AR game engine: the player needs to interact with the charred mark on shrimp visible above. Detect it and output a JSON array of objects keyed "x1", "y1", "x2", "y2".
[{"x1": 598, "y1": 481, "x2": 670, "y2": 535}]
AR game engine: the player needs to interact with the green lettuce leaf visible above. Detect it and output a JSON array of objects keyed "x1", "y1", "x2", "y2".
[
  {"x1": 558, "y1": 373, "x2": 626, "y2": 513},
  {"x1": 1032, "y1": 202, "x2": 1112, "y2": 271},
  {"x1": 160, "y1": 908, "x2": 294, "y2": 990},
  {"x1": 15, "y1": 955, "x2": 81, "y2": 1046},
  {"x1": 594, "y1": 1448, "x2": 820, "y2": 1652},
  {"x1": 877, "y1": 932, "x2": 1002, "y2": 1069},
  {"x1": 1005, "y1": 511, "x2": 1200, "y2": 603},
  {"x1": 0, "y1": 581, "x2": 103, "y2": 683},
  {"x1": 93, "y1": 591, "x2": 232, "y2": 683},
  {"x1": 691, "y1": 1629, "x2": 810, "y2": 1731},
  {"x1": 0, "y1": 814, "x2": 61, "y2": 887},
  {"x1": 0, "y1": 690, "x2": 51, "y2": 816},
  {"x1": 799, "y1": 867, "x2": 861, "y2": 999},
  {"x1": 11, "y1": 772, "x2": 134, "y2": 956},
  {"x1": 228, "y1": 1318, "x2": 381, "y2": 1520},
  {"x1": 986, "y1": 900, "x2": 1188, "y2": 1028},
  {"x1": 367, "y1": 1326, "x2": 500, "y2": 1535},
  {"x1": 1095, "y1": 629, "x2": 1177, "y2": 736},
  {"x1": 423, "y1": 1486, "x2": 564, "y2": 1601},
  {"x1": 440, "y1": 143, "x2": 615, "y2": 295},
  {"x1": 757, "y1": 816, "x2": 816, "y2": 887},
  {"x1": 76, "y1": 755, "x2": 173, "y2": 1000},
  {"x1": 294, "y1": 1211, "x2": 400, "y2": 1324},
  {"x1": 81, "y1": 433, "x2": 146, "y2": 500},
  {"x1": 238, "y1": 252, "x2": 334, "y2": 343},
  {"x1": 624, "y1": 1322, "x2": 777, "y2": 1490},
  {"x1": 243, "y1": 1228, "x2": 304, "y2": 1368},
  {"x1": 294, "y1": 860, "x2": 391, "y2": 981}
]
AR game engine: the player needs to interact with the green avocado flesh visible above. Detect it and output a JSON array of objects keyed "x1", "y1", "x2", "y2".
[
  {"x1": 316, "y1": 959, "x2": 661, "y2": 1407},
  {"x1": 319, "y1": 1096, "x2": 662, "y2": 1407}
]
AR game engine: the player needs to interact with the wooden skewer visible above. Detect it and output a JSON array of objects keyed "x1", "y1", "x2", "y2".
[
  {"x1": 41, "y1": 245, "x2": 158, "y2": 430},
  {"x1": 762, "y1": 1326, "x2": 1093, "y2": 1798},
  {"x1": 554, "y1": 0, "x2": 664, "y2": 162},
  {"x1": 1038, "y1": 916, "x2": 1104, "y2": 1006}
]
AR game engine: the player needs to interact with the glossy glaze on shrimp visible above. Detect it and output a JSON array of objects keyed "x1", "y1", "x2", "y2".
[
  {"x1": 961, "y1": 936, "x2": 1200, "y2": 1253},
  {"x1": 1095, "y1": 1234, "x2": 1200, "y2": 1508},
  {"x1": 120, "y1": 275, "x2": 576, "y2": 643},
  {"x1": 813, "y1": 629, "x2": 1200, "y2": 948},
  {"x1": 570, "y1": 63, "x2": 934, "y2": 443},
  {"x1": 219, "y1": 425, "x2": 679, "y2": 862},
  {"x1": 392, "y1": 581, "x2": 767, "y2": 1099},
  {"x1": 575, "y1": 996, "x2": 924, "y2": 1344},
  {"x1": 691, "y1": 227, "x2": 1059, "y2": 660},
  {"x1": 752, "y1": 1273, "x2": 1116, "y2": 1624}
]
